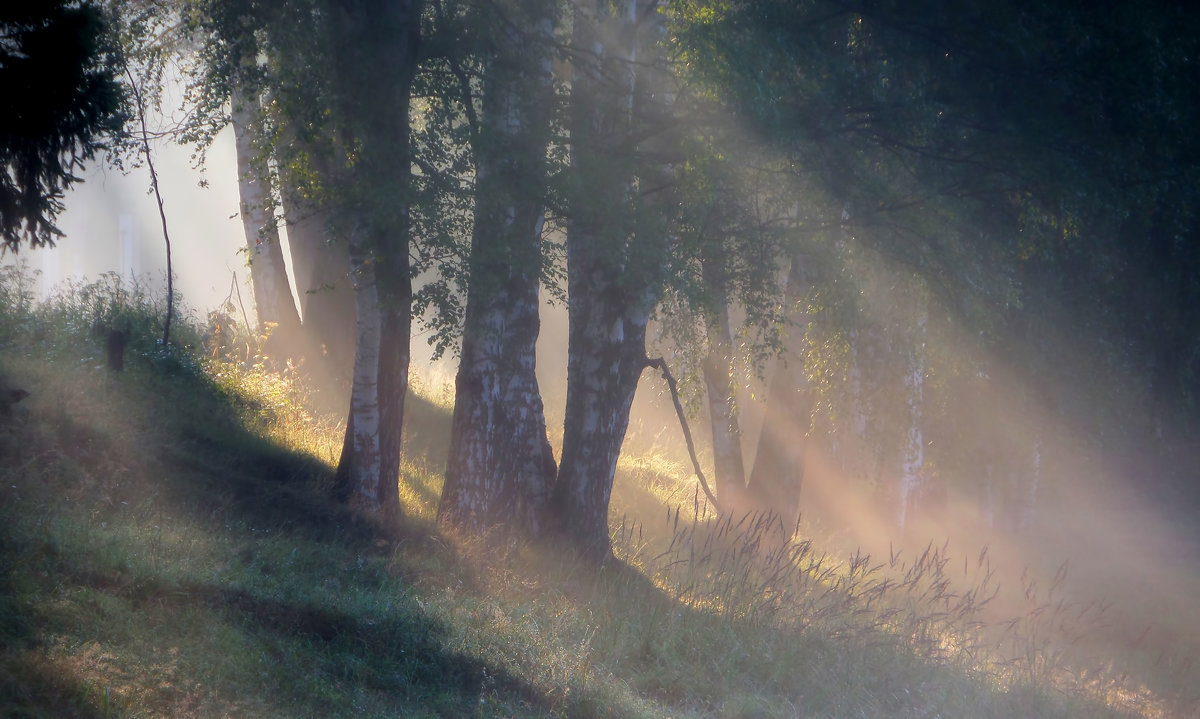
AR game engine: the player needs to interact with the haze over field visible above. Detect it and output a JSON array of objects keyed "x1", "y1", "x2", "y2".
[
  {"x1": 10, "y1": 64, "x2": 1199, "y2": 648},
  {"x1": 3, "y1": 1, "x2": 1200, "y2": 715},
  {"x1": 23, "y1": 127, "x2": 1199, "y2": 667}
]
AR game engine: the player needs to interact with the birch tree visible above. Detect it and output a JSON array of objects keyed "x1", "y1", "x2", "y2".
[
  {"x1": 549, "y1": 0, "x2": 680, "y2": 559},
  {"x1": 699, "y1": 252, "x2": 748, "y2": 505},
  {"x1": 230, "y1": 76, "x2": 301, "y2": 352},
  {"x1": 325, "y1": 0, "x2": 423, "y2": 517},
  {"x1": 744, "y1": 251, "x2": 815, "y2": 528},
  {"x1": 437, "y1": 0, "x2": 559, "y2": 533},
  {"x1": 670, "y1": 140, "x2": 794, "y2": 512},
  {"x1": 187, "y1": 0, "x2": 424, "y2": 516},
  {"x1": 276, "y1": 129, "x2": 356, "y2": 389}
]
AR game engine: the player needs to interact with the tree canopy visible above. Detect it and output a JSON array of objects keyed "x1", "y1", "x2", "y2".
[{"x1": 671, "y1": 0, "x2": 1200, "y2": 506}]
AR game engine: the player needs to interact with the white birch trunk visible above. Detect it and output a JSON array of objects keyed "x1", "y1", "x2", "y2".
[
  {"x1": 897, "y1": 315, "x2": 926, "y2": 531},
  {"x1": 231, "y1": 81, "x2": 300, "y2": 340},
  {"x1": 552, "y1": 0, "x2": 668, "y2": 559},
  {"x1": 337, "y1": 232, "x2": 383, "y2": 506},
  {"x1": 439, "y1": 2, "x2": 557, "y2": 533},
  {"x1": 327, "y1": 0, "x2": 420, "y2": 519}
]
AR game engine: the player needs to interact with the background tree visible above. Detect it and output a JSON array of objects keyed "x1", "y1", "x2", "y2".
[
  {"x1": 181, "y1": 0, "x2": 354, "y2": 386},
  {"x1": 186, "y1": 0, "x2": 425, "y2": 517},
  {"x1": 275, "y1": 135, "x2": 356, "y2": 394},
  {"x1": 322, "y1": 0, "x2": 423, "y2": 517},
  {"x1": 229, "y1": 59, "x2": 302, "y2": 355},
  {"x1": 672, "y1": 0, "x2": 1200, "y2": 527}
]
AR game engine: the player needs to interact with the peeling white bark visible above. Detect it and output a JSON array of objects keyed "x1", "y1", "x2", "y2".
[
  {"x1": 552, "y1": 0, "x2": 671, "y2": 559},
  {"x1": 343, "y1": 232, "x2": 383, "y2": 505},
  {"x1": 439, "y1": 0, "x2": 557, "y2": 533},
  {"x1": 325, "y1": 0, "x2": 420, "y2": 520}
]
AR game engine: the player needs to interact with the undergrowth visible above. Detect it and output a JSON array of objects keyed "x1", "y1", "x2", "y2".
[{"x1": 0, "y1": 267, "x2": 1195, "y2": 717}]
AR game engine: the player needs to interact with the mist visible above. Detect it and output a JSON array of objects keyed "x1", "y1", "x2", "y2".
[
  {"x1": 6, "y1": 57, "x2": 1193, "y2": 698},
  {"x1": 6, "y1": 124, "x2": 245, "y2": 319}
]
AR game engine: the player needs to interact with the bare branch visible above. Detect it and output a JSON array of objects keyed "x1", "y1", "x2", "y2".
[{"x1": 644, "y1": 356, "x2": 721, "y2": 510}]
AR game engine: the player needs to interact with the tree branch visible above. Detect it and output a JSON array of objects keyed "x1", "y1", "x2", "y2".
[
  {"x1": 123, "y1": 59, "x2": 174, "y2": 347},
  {"x1": 644, "y1": 356, "x2": 720, "y2": 510}
]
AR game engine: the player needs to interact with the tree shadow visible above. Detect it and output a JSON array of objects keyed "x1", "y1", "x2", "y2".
[
  {"x1": 0, "y1": 353, "x2": 576, "y2": 716},
  {"x1": 160, "y1": 581, "x2": 554, "y2": 716},
  {"x1": 0, "y1": 655, "x2": 117, "y2": 719}
]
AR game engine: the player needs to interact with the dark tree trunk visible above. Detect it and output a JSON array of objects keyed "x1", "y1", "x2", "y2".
[
  {"x1": 551, "y1": 277, "x2": 654, "y2": 560},
  {"x1": 746, "y1": 354, "x2": 811, "y2": 529},
  {"x1": 277, "y1": 141, "x2": 356, "y2": 390},
  {"x1": 104, "y1": 329, "x2": 126, "y2": 371},
  {"x1": 376, "y1": 250, "x2": 410, "y2": 524}
]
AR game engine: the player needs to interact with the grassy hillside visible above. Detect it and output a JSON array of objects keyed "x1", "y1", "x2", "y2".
[{"x1": 1, "y1": 271, "x2": 1196, "y2": 718}]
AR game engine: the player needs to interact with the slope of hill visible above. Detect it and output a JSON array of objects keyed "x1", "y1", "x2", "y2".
[{"x1": 1, "y1": 271, "x2": 1193, "y2": 718}]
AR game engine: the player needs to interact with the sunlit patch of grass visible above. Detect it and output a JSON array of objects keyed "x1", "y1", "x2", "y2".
[
  {"x1": 408, "y1": 366, "x2": 456, "y2": 413},
  {"x1": 203, "y1": 355, "x2": 344, "y2": 463},
  {"x1": 398, "y1": 458, "x2": 445, "y2": 522},
  {"x1": 600, "y1": 444, "x2": 1191, "y2": 717}
]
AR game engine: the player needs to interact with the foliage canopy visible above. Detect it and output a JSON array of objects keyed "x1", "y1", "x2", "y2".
[{"x1": 0, "y1": 0, "x2": 125, "y2": 251}]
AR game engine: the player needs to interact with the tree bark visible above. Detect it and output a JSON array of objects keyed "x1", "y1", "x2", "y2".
[
  {"x1": 330, "y1": 0, "x2": 422, "y2": 520},
  {"x1": 700, "y1": 256, "x2": 748, "y2": 505},
  {"x1": 335, "y1": 233, "x2": 383, "y2": 507},
  {"x1": 276, "y1": 135, "x2": 356, "y2": 389},
  {"x1": 438, "y1": 2, "x2": 558, "y2": 533},
  {"x1": 551, "y1": 276, "x2": 655, "y2": 559},
  {"x1": 375, "y1": 253, "x2": 410, "y2": 523},
  {"x1": 439, "y1": 258, "x2": 556, "y2": 531},
  {"x1": 550, "y1": 0, "x2": 670, "y2": 560},
  {"x1": 746, "y1": 252, "x2": 812, "y2": 529},
  {"x1": 231, "y1": 79, "x2": 301, "y2": 354}
]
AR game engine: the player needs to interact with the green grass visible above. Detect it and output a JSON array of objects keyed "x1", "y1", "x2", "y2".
[{"x1": 0, "y1": 269, "x2": 1196, "y2": 717}]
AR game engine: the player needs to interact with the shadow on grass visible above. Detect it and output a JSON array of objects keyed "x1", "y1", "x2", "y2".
[
  {"x1": 0, "y1": 349, "x2": 573, "y2": 716},
  {"x1": 402, "y1": 391, "x2": 453, "y2": 476},
  {"x1": 196, "y1": 583, "x2": 551, "y2": 714},
  {"x1": 0, "y1": 656, "x2": 117, "y2": 719}
]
